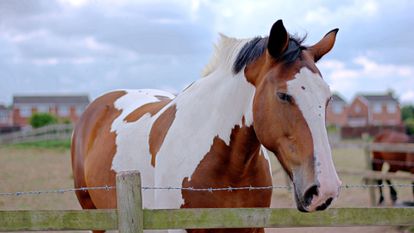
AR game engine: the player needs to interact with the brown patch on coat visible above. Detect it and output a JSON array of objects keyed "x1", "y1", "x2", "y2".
[
  {"x1": 149, "y1": 104, "x2": 177, "y2": 166},
  {"x1": 71, "y1": 91, "x2": 126, "y2": 210},
  {"x1": 124, "y1": 99, "x2": 171, "y2": 123},
  {"x1": 181, "y1": 124, "x2": 271, "y2": 233}
]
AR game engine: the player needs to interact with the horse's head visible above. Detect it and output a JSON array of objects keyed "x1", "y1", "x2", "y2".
[{"x1": 247, "y1": 20, "x2": 341, "y2": 212}]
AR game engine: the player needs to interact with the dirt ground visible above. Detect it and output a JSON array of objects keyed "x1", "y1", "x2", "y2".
[{"x1": 0, "y1": 146, "x2": 412, "y2": 233}]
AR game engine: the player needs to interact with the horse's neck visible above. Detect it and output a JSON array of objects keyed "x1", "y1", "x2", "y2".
[
  {"x1": 174, "y1": 69, "x2": 256, "y2": 143},
  {"x1": 165, "y1": 69, "x2": 259, "y2": 176}
]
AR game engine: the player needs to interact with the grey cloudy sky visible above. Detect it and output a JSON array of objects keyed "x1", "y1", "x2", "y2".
[{"x1": 1, "y1": 0, "x2": 413, "y2": 105}]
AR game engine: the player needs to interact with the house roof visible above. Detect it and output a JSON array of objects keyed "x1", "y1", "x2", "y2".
[
  {"x1": 0, "y1": 105, "x2": 8, "y2": 111},
  {"x1": 331, "y1": 93, "x2": 346, "y2": 103},
  {"x1": 360, "y1": 94, "x2": 398, "y2": 103},
  {"x1": 13, "y1": 95, "x2": 90, "y2": 105}
]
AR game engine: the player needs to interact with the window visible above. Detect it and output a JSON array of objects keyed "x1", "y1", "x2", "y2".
[
  {"x1": 0, "y1": 111, "x2": 7, "y2": 122},
  {"x1": 20, "y1": 106, "x2": 32, "y2": 117},
  {"x1": 387, "y1": 103, "x2": 397, "y2": 113},
  {"x1": 355, "y1": 105, "x2": 361, "y2": 113},
  {"x1": 58, "y1": 105, "x2": 70, "y2": 116},
  {"x1": 76, "y1": 105, "x2": 85, "y2": 115},
  {"x1": 37, "y1": 105, "x2": 49, "y2": 113},
  {"x1": 332, "y1": 103, "x2": 343, "y2": 114},
  {"x1": 373, "y1": 103, "x2": 382, "y2": 113}
]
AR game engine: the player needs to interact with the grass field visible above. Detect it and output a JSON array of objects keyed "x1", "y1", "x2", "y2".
[
  {"x1": 7, "y1": 139, "x2": 71, "y2": 150},
  {"x1": 0, "y1": 141, "x2": 412, "y2": 233}
]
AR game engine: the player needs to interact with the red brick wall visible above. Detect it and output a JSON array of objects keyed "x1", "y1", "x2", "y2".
[
  {"x1": 326, "y1": 102, "x2": 348, "y2": 126},
  {"x1": 13, "y1": 105, "x2": 84, "y2": 127},
  {"x1": 347, "y1": 97, "x2": 369, "y2": 126},
  {"x1": 12, "y1": 108, "x2": 29, "y2": 126},
  {"x1": 370, "y1": 103, "x2": 401, "y2": 125}
]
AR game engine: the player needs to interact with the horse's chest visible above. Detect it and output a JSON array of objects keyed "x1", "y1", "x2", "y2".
[{"x1": 179, "y1": 146, "x2": 273, "y2": 208}]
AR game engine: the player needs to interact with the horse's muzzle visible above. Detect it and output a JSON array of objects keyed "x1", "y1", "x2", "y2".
[{"x1": 294, "y1": 182, "x2": 340, "y2": 212}]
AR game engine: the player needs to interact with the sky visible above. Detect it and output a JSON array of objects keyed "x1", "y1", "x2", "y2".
[{"x1": 0, "y1": 0, "x2": 414, "y2": 105}]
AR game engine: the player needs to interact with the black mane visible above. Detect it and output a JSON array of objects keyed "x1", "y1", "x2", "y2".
[{"x1": 233, "y1": 35, "x2": 306, "y2": 74}]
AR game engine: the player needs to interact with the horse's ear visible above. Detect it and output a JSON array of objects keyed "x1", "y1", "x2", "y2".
[
  {"x1": 309, "y1": 29, "x2": 339, "y2": 62},
  {"x1": 267, "y1": 20, "x2": 289, "y2": 59}
]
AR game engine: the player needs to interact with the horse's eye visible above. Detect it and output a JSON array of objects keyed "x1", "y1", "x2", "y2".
[{"x1": 277, "y1": 92, "x2": 293, "y2": 103}]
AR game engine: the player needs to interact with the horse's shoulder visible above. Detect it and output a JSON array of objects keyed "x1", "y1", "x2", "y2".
[{"x1": 74, "y1": 90, "x2": 127, "y2": 144}]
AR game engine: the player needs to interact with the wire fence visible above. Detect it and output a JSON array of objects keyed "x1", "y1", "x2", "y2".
[{"x1": 1, "y1": 183, "x2": 414, "y2": 197}]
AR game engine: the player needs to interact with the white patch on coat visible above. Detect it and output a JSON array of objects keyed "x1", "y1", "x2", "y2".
[
  {"x1": 260, "y1": 145, "x2": 274, "y2": 207},
  {"x1": 111, "y1": 89, "x2": 174, "y2": 208},
  {"x1": 154, "y1": 68, "x2": 256, "y2": 208},
  {"x1": 260, "y1": 145, "x2": 273, "y2": 174},
  {"x1": 109, "y1": 36, "x2": 267, "y2": 211},
  {"x1": 287, "y1": 67, "x2": 341, "y2": 210}
]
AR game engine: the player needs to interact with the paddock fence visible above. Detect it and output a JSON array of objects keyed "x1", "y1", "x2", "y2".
[
  {"x1": 1, "y1": 171, "x2": 414, "y2": 232},
  {"x1": 362, "y1": 142, "x2": 414, "y2": 206},
  {"x1": 0, "y1": 124, "x2": 73, "y2": 144},
  {"x1": 329, "y1": 140, "x2": 414, "y2": 206}
]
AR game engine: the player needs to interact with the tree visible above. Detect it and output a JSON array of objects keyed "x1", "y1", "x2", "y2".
[
  {"x1": 401, "y1": 105, "x2": 414, "y2": 121},
  {"x1": 405, "y1": 118, "x2": 414, "y2": 135},
  {"x1": 29, "y1": 113, "x2": 58, "y2": 128}
]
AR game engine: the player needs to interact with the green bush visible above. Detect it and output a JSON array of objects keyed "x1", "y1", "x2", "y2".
[
  {"x1": 404, "y1": 118, "x2": 414, "y2": 135},
  {"x1": 29, "y1": 113, "x2": 58, "y2": 128},
  {"x1": 402, "y1": 105, "x2": 414, "y2": 121}
]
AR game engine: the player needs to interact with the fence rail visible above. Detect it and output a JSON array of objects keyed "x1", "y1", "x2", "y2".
[
  {"x1": 1, "y1": 207, "x2": 414, "y2": 231},
  {"x1": 370, "y1": 142, "x2": 414, "y2": 153},
  {"x1": 0, "y1": 124, "x2": 73, "y2": 144},
  {"x1": 1, "y1": 171, "x2": 413, "y2": 232}
]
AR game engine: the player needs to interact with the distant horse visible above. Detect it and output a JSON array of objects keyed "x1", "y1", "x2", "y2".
[
  {"x1": 372, "y1": 130, "x2": 414, "y2": 204},
  {"x1": 71, "y1": 20, "x2": 341, "y2": 233}
]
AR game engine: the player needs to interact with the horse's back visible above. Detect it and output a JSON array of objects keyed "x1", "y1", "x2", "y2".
[
  {"x1": 374, "y1": 130, "x2": 410, "y2": 144},
  {"x1": 372, "y1": 130, "x2": 411, "y2": 172},
  {"x1": 71, "y1": 89, "x2": 174, "y2": 209}
]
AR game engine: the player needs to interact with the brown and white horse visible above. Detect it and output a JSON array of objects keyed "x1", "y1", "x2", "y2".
[
  {"x1": 372, "y1": 130, "x2": 414, "y2": 205},
  {"x1": 71, "y1": 20, "x2": 341, "y2": 233}
]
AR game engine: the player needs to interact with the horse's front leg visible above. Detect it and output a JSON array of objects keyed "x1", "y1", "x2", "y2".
[
  {"x1": 412, "y1": 181, "x2": 414, "y2": 201},
  {"x1": 386, "y1": 180, "x2": 397, "y2": 204},
  {"x1": 377, "y1": 179, "x2": 384, "y2": 205}
]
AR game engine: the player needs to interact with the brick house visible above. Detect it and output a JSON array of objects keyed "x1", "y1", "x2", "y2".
[
  {"x1": 347, "y1": 93, "x2": 401, "y2": 127},
  {"x1": 326, "y1": 94, "x2": 348, "y2": 127},
  {"x1": 12, "y1": 95, "x2": 90, "y2": 127},
  {"x1": 0, "y1": 105, "x2": 12, "y2": 127}
]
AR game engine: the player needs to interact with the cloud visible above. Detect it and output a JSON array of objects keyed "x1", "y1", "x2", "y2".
[
  {"x1": 0, "y1": 0, "x2": 413, "y2": 106},
  {"x1": 401, "y1": 91, "x2": 414, "y2": 104},
  {"x1": 0, "y1": 0, "x2": 216, "y2": 105},
  {"x1": 320, "y1": 56, "x2": 414, "y2": 103},
  {"x1": 305, "y1": 0, "x2": 379, "y2": 26}
]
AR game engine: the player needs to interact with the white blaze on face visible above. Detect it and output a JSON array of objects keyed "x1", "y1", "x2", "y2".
[{"x1": 287, "y1": 67, "x2": 341, "y2": 209}]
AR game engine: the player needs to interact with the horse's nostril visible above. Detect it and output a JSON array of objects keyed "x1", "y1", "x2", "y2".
[
  {"x1": 316, "y1": 197, "x2": 334, "y2": 211},
  {"x1": 325, "y1": 197, "x2": 333, "y2": 206},
  {"x1": 303, "y1": 185, "x2": 319, "y2": 206}
]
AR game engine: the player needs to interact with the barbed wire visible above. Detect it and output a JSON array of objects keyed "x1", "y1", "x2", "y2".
[
  {"x1": 1, "y1": 183, "x2": 414, "y2": 197},
  {"x1": 0, "y1": 185, "x2": 114, "y2": 197}
]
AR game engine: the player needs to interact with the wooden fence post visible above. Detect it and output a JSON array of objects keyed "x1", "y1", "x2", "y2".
[
  {"x1": 116, "y1": 171, "x2": 144, "y2": 233},
  {"x1": 362, "y1": 134, "x2": 376, "y2": 206}
]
